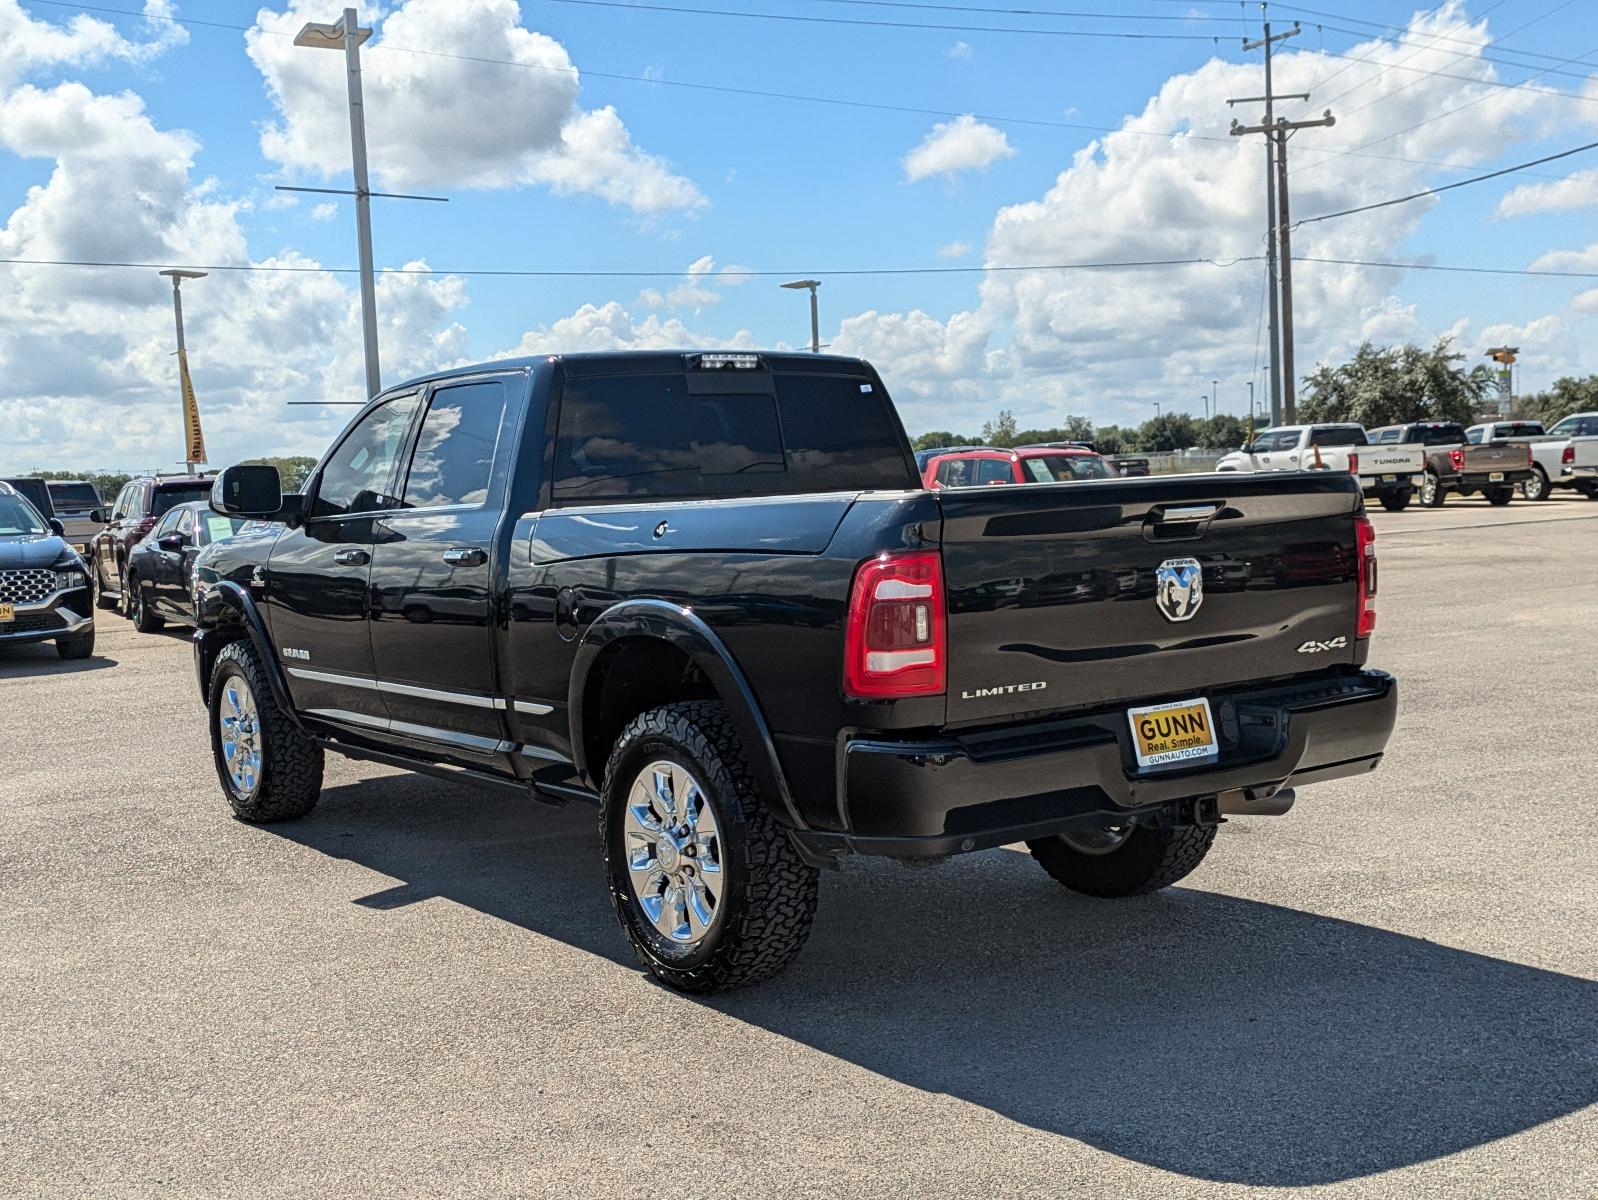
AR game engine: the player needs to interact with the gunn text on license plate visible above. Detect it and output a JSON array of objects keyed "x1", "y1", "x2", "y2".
[
  {"x1": 0, "y1": 603, "x2": 14, "y2": 623},
  {"x1": 1128, "y1": 697, "x2": 1219, "y2": 770}
]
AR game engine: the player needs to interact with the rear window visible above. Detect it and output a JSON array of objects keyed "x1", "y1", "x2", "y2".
[
  {"x1": 1309, "y1": 426, "x2": 1367, "y2": 447},
  {"x1": 47, "y1": 483, "x2": 100, "y2": 509},
  {"x1": 1415, "y1": 424, "x2": 1465, "y2": 446},
  {"x1": 1021, "y1": 454, "x2": 1112, "y2": 482},
  {"x1": 153, "y1": 485, "x2": 212, "y2": 517},
  {"x1": 552, "y1": 371, "x2": 914, "y2": 502}
]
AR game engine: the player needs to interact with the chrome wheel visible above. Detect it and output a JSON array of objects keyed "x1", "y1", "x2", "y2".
[
  {"x1": 1421, "y1": 474, "x2": 1439, "y2": 505},
  {"x1": 1059, "y1": 824, "x2": 1133, "y2": 856},
  {"x1": 1522, "y1": 469, "x2": 1547, "y2": 500},
  {"x1": 623, "y1": 760, "x2": 725, "y2": 946},
  {"x1": 219, "y1": 676, "x2": 263, "y2": 798}
]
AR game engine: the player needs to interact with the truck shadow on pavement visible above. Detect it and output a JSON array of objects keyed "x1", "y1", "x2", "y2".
[
  {"x1": 285, "y1": 776, "x2": 1598, "y2": 1188},
  {"x1": 0, "y1": 644, "x2": 117, "y2": 675}
]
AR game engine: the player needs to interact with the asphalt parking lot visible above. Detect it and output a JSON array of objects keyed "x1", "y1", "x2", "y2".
[{"x1": 3, "y1": 493, "x2": 1595, "y2": 1199}]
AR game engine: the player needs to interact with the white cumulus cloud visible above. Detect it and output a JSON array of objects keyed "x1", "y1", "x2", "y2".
[
  {"x1": 903, "y1": 115, "x2": 1015, "y2": 183},
  {"x1": 1496, "y1": 169, "x2": 1598, "y2": 218},
  {"x1": 247, "y1": 0, "x2": 704, "y2": 214}
]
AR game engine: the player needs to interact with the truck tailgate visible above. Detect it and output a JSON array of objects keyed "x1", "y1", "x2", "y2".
[
  {"x1": 1360, "y1": 444, "x2": 1424, "y2": 475},
  {"x1": 936, "y1": 473, "x2": 1364, "y2": 725},
  {"x1": 1459, "y1": 443, "x2": 1526, "y2": 473}
]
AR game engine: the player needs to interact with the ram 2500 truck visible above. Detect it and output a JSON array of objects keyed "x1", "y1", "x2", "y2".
[
  {"x1": 1214, "y1": 424, "x2": 1426, "y2": 512},
  {"x1": 192, "y1": 351, "x2": 1397, "y2": 993}
]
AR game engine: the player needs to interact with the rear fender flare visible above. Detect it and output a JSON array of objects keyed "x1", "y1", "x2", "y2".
[
  {"x1": 194, "y1": 580, "x2": 306, "y2": 734},
  {"x1": 569, "y1": 598, "x2": 806, "y2": 833}
]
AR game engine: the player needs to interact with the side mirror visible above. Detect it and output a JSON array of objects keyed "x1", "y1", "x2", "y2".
[
  {"x1": 157, "y1": 532, "x2": 187, "y2": 552},
  {"x1": 211, "y1": 464, "x2": 287, "y2": 520},
  {"x1": 48, "y1": 517, "x2": 65, "y2": 537},
  {"x1": 89, "y1": 509, "x2": 108, "y2": 523}
]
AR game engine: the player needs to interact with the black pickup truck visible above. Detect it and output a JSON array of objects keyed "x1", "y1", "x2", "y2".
[{"x1": 193, "y1": 351, "x2": 1397, "y2": 992}]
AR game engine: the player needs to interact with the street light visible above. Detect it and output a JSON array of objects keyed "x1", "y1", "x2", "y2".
[
  {"x1": 159, "y1": 269, "x2": 208, "y2": 472},
  {"x1": 781, "y1": 279, "x2": 822, "y2": 353},
  {"x1": 295, "y1": 8, "x2": 380, "y2": 399},
  {"x1": 1212, "y1": 378, "x2": 1219, "y2": 415},
  {"x1": 1201, "y1": 394, "x2": 1210, "y2": 421},
  {"x1": 1154, "y1": 401, "x2": 1162, "y2": 418}
]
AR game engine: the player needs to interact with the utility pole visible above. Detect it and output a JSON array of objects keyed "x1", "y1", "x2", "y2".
[
  {"x1": 1271, "y1": 112, "x2": 1334, "y2": 421},
  {"x1": 1233, "y1": 14, "x2": 1303, "y2": 425},
  {"x1": 283, "y1": 8, "x2": 446, "y2": 401},
  {"x1": 160, "y1": 269, "x2": 208, "y2": 472}
]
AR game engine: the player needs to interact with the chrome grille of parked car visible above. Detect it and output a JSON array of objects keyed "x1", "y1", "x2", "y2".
[{"x1": 0, "y1": 568, "x2": 57, "y2": 605}]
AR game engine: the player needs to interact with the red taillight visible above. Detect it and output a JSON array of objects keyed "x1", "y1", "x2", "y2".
[
  {"x1": 1447, "y1": 448, "x2": 1465, "y2": 470},
  {"x1": 844, "y1": 551, "x2": 947, "y2": 698},
  {"x1": 1348, "y1": 452, "x2": 1359, "y2": 474},
  {"x1": 1563, "y1": 445, "x2": 1575, "y2": 465},
  {"x1": 1355, "y1": 515, "x2": 1377, "y2": 639}
]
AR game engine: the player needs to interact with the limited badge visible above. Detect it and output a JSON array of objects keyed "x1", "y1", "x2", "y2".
[{"x1": 1155, "y1": 557, "x2": 1204, "y2": 622}]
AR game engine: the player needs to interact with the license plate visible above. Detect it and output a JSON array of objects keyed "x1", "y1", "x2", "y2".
[
  {"x1": 0, "y1": 603, "x2": 13, "y2": 623},
  {"x1": 1381, "y1": 473, "x2": 1396, "y2": 482},
  {"x1": 1489, "y1": 471, "x2": 1504, "y2": 482},
  {"x1": 1128, "y1": 697, "x2": 1219, "y2": 770}
]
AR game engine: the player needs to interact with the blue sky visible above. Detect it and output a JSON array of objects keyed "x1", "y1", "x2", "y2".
[{"x1": 1, "y1": 0, "x2": 1595, "y2": 471}]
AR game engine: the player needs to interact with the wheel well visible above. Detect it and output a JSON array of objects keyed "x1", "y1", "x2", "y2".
[
  {"x1": 582, "y1": 637, "x2": 718, "y2": 788},
  {"x1": 197, "y1": 623, "x2": 248, "y2": 705}
]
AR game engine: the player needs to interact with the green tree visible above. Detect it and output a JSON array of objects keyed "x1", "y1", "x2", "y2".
[
  {"x1": 1299, "y1": 339, "x2": 1493, "y2": 428},
  {"x1": 1137, "y1": 413, "x2": 1201, "y2": 452},
  {"x1": 1196, "y1": 414, "x2": 1249, "y2": 450},
  {"x1": 243, "y1": 455, "x2": 318, "y2": 491},
  {"x1": 911, "y1": 430, "x2": 983, "y2": 451},
  {"x1": 23, "y1": 469, "x2": 130, "y2": 504},
  {"x1": 1013, "y1": 415, "x2": 1096, "y2": 446},
  {"x1": 981, "y1": 409, "x2": 1020, "y2": 447},
  {"x1": 1091, "y1": 424, "x2": 1137, "y2": 455},
  {"x1": 1523, "y1": 375, "x2": 1598, "y2": 425}
]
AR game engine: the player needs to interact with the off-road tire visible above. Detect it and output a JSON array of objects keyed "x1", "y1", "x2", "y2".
[
  {"x1": 1521, "y1": 466, "x2": 1551, "y2": 502},
  {"x1": 1485, "y1": 486, "x2": 1514, "y2": 507},
  {"x1": 1378, "y1": 489, "x2": 1412, "y2": 513},
  {"x1": 600, "y1": 701, "x2": 819, "y2": 993},
  {"x1": 1419, "y1": 471, "x2": 1446, "y2": 507},
  {"x1": 1027, "y1": 823, "x2": 1217, "y2": 898},
  {"x1": 55, "y1": 629, "x2": 95, "y2": 659},
  {"x1": 128, "y1": 574, "x2": 164, "y2": 633},
  {"x1": 208, "y1": 640, "x2": 323, "y2": 822}
]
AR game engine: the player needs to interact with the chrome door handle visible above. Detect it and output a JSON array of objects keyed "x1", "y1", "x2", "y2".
[
  {"x1": 443, "y1": 547, "x2": 487, "y2": 567},
  {"x1": 332, "y1": 548, "x2": 370, "y2": 566}
]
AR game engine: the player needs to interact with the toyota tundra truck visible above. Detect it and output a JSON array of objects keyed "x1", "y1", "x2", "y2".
[
  {"x1": 1214, "y1": 424, "x2": 1426, "y2": 511},
  {"x1": 191, "y1": 351, "x2": 1397, "y2": 993}
]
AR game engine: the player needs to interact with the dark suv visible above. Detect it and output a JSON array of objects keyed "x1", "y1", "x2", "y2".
[
  {"x1": 0, "y1": 481, "x2": 95, "y2": 659},
  {"x1": 91, "y1": 475, "x2": 214, "y2": 613}
]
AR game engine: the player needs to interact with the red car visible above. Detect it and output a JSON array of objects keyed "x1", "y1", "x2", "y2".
[
  {"x1": 91, "y1": 475, "x2": 214, "y2": 614},
  {"x1": 921, "y1": 445, "x2": 1114, "y2": 489}
]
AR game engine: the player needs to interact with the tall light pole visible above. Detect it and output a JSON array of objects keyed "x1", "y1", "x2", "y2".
[
  {"x1": 1201, "y1": 394, "x2": 1210, "y2": 421},
  {"x1": 1154, "y1": 401, "x2": 1162, "y2": 418},
  {"x1": 160, "y1": 269, "x2": 208, "y2": 473},
  {"x1": 781, "y1": 279, "x2": 821, "y2": 353},
  {"x1": 1247, "y1": 380, "x2": 1256, "y2": 422},
  {"x1": 1212, "y1": 378, "x2": 1219, "y2": 416},
  {"x1": 295, "y1": 9, "x2": 380, "y2": 399}
]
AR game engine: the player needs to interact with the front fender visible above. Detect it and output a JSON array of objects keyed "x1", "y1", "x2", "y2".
[
  {"x1": 569, "y1": 598, "x2": 807, "y2": 834},
  {"x1": 191, "y1": 580, "x2": 305, "y2": 734}
]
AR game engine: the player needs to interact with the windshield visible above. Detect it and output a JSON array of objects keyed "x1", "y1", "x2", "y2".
[
  {"x1": 1021, "y1": 454, "x2": 1112, "y2": 482},
  {"x1": 0, "y1": 493, "x2": 48, "y2": 536},
  {"x1": 152, "y1": 485, "x2": 213, "y2": 517},
  {"x1": 202, "y1": 514, "x2": 249, "y2": 543}
]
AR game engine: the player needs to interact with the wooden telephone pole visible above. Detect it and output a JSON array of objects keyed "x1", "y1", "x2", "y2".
[{"x1": 1231, "y1": 9, "x2": 1334, "y2": 425}]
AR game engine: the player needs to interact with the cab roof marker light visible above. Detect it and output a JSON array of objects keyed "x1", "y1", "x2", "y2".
[{"x1": 698, "y1": 353, "x2": 761, "y2": 370}]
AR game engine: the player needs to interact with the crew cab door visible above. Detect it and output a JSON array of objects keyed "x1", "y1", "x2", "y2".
[
  {"x1": 268, "y1": 392, "x2": 422, "y2": 729},
  {"x1": 367, "y1": 375, "x2": 525, "y2": 764}
]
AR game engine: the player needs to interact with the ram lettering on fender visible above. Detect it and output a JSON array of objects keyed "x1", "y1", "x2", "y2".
[{"x1": 1297, "y1": 636, "x2": 1349, "y2": 654}]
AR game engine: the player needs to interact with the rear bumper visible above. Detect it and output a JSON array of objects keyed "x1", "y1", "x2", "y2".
[
  {"x1": 796, "y1": 669, "x2": 1396, "y2": 860},
  {"x1": 1456, "y1": 469, "x2": 1532, "y2": 489},
  {"x1": 0, "y1": 585, "x2": 93, "y2": 647},
  {"x1": 1360, "y1": 473, "x2": 1423, "y2": 493}
]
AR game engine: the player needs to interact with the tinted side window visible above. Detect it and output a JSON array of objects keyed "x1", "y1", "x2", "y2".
[
  {"x1": 936, "y1": 459, "x2": 968, "y2": 487},
  {"x1": 1466, "y1": 427, "x2": 1483, "y2": 444},
  {"x1": 975, "y1": 459, "x2": 1014, "y2": 485},
  {"x1": 554, "y1": 375, "x2": 697, "y2": 500},
  {"x1": 153, "y1": 508, "x2": 182, "y2": 536},
  {"x1": 1309, "y1": 426, "x2": 1367, "y2": 447},
  {"x1": 311, "y1": 394, "x2": 422, "y2": 519},
  {"x1": 401, "y1": 382, "x2": 508, "y2": 509},
  {"x1": 177, "y1": 508, "x2": 195, "y2": 535}
]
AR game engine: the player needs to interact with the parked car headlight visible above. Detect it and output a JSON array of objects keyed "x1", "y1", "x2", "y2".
[{"x1": 55, "y1": 567, "x2": 88, "y2": 590}]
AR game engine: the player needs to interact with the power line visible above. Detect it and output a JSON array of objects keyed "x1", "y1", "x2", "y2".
[
  {"x1": 1, "y1": 252, "x2": 1592, "y2": 280},
  {"x1": 0, "y1": 254, "x2": 1259, "y2": 277},
  {"x1": 1295, "y1": 139, "x2": 1598, "y2": 227}
]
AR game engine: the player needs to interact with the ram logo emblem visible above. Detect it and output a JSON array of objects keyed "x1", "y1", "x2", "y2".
[{"x1": 1154, "y1": 557, "x2": 1204, "y2": 623}]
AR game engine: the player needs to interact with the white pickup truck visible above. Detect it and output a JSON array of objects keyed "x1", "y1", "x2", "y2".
[
  {"x1": 1214, "y1": 423, "x2": 1427, "y2": 512},
  {"x1": 1466, "y1": 417, "x2": 1598, "y2": 501},
  {"x1": 1569, "y1": 427, "x2": 1598, "y2": 495}
]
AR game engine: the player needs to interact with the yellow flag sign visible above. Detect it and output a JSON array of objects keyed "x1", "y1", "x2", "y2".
[{"x1": 178, "y1": 348, "x2": 207, "y2": 466}]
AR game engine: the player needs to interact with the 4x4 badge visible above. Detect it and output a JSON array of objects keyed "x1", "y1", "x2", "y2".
[{"x1": 1154, "y1": 557, "x2": 1204, "y2": 623}]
